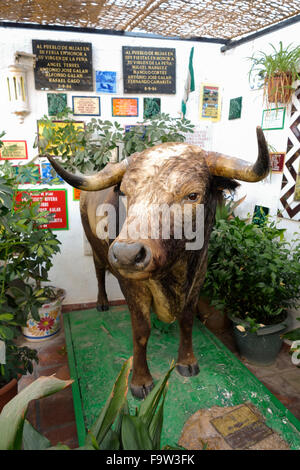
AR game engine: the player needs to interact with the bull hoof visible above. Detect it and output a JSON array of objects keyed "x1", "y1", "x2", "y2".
[
  {"x1": 130, "y1": 382, "x2": 154, "y2": 399},
  {"x1": 176, "y1": 362, "x2": 200, "y2": 377},
  {"x1": 96, "y1": 304, "x2": 109, "y2": 312}
]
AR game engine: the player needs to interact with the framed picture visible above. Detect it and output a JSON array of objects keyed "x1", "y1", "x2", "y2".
[
  {"x1": 262, "y1": 107, "x2": 286, "y2": 130},
  {"x1": 96, "y1": 71, "x2": 117, "y2": 94},
  {"x1": 112, "y1": 98, "x2": 139, "y2": 117},
  {"x1": 199, "y1": 84, "x2": 221, "y2": 122},
  {"x1": 0, "y1": 140, "x2": 28, "y2": 160},
  {"x1": 37, "y1": 120, "x2": 85, "y2": 155},
  {"x1": 47, "y1": 93, "x2": 67, "y2": 116},
  {"x1": 253, "y1": 205, "x2": 270, "y2": 226},
  {"x1": 41, "y1": 162, "x2": 65, "y2": 184},
  {"x1": 270, "y1": 152, "x2": 286, "y2": 173},
  {"x1": 13, "y1": 164, "x2": 40, "y2": 184},
  {"x1": 73, "y1": 188, "x2": 81, "y2": 201},
  {"x1": 72, "y1": 96, "x2": 101, "y2": 116}
]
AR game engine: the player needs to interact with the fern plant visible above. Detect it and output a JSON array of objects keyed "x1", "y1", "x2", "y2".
[{"x1": 248, "y1": 41, "x2": 300, "y2": 106}]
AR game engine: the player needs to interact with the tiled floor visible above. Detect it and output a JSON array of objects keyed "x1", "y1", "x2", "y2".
[{"x1": 17, "y1": 310, "x2": 300, "y2": 449}]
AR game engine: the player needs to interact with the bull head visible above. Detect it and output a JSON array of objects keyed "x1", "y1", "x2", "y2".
[{"x1": 47, "y1": 127, "x2": 270, "y2": 279}]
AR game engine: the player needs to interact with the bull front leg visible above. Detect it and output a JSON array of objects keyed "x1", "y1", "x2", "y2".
[
  {"x1": 119, "y1": 280, "x2": 154, "y2": 399},
  {"x1": 176, "y1": 304, "x2": 200, "y2": 377},
  {"x1": 92, "y1": 251, "x2": 109, "y2": 311}
]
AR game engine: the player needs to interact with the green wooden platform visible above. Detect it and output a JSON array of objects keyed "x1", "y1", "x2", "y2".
[{"x1": 64, "y1": 306, "x2": 300, "y2": 449}]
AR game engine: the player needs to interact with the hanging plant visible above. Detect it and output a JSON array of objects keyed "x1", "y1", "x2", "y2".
[{"x1": 248, "y1": 41, "x2": 300, "y2": 107}]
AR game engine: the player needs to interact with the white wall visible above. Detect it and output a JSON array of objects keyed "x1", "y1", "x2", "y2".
[
  {"x1": 0, "y1": 27, "x2": 222, "y2": 304},
  {"x1": 1, "y1": 24, "x2": 299, "y2": 306},
  {"x1": 211, "y1": 22, "x2": 300, "y2": 242}
]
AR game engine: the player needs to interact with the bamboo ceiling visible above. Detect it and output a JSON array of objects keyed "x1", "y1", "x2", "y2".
[{"x1": 0, "y1": 0, "x2": 300, "y2": 41}]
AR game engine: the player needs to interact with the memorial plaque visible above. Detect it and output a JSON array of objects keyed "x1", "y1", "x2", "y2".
[
  {"x1": 32, "y1": 40, "x2": 93, "y2": 91},
  {"x1": 112, "y1": 98, "x2": 138, "y2": 117},
  {"x1": 0, "y1": 140, "x2": 28, "y2": 160},
  {"x1": 122, "y1": 46, "x2": 176, "y2": 94},
  {"x1": 72, "y1": 96, "x2": 100, "y2": 116},
  {"x1": 16, "y1": 189, "x2": 68, "y2": 230}
]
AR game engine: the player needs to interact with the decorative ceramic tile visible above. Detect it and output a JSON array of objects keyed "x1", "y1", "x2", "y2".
[{"x1": 228, "y1": 97, "x2": 242, "y2": 120}]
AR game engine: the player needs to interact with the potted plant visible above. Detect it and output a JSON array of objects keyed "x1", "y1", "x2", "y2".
[
  {"x1": 0, "y1": 160, "x2": 62, "y2": 342},
  {"x1": 248, "y1": 41, "x2": 300, "y2": 106},
  {"x1": 0, "y1": 152, "x2": 62, "y2": 407},
  {"x1": 202, "y1": 215, "x2": 300, "y2": 365},
  {"x1": 198, "y1": 194, "x2": 246, "y2": 335},
  {"x1": 0, "y1": 341, "x2": 38, "y2": 412}
]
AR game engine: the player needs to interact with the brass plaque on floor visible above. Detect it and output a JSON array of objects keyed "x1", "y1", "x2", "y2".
[{"x1": 210, "y1": 404, "x2": 273, "y2": 449}]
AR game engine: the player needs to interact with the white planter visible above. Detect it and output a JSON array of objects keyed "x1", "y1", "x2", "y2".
[{"x1": 22, "y1": 288, "x2": 66, "y2": 342}]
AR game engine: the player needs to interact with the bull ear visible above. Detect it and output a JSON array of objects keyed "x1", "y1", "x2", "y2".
[
  {"x1": 46, "y1": 154, "x2": 131, "y2": 191},
  {"x1": 205, "y1": 127, "x2": 270, "y2": 182},
  {"x1": 213, "y1": 176, "x2": 240, "y2": 192}
]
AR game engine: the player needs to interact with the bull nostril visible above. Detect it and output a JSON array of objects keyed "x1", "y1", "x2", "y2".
[
  {"x1": 109, "y1": 241, "x2": 151, "y2": 270},
  {"x1": 135, "y1": 246, "x2": 146, "y2": 264}
]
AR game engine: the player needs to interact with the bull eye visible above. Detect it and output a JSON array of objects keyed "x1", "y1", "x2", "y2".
[{"x1": 187, "y1": 192, "x2": 199, "y2": 202}]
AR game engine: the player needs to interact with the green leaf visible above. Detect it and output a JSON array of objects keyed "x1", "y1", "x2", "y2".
[
  {"x1": 138, "y1": 361, "x2": 175, "y2": 430},
  {"x1": 22, "y1": 419, "x2": 51, "y2": 450},
  {"x1": 0, "y1": 325, "x2": 14, "y2": 340},
  {"x1": 282, "y1": 327, "x2": 300, "y2": 342},
  {"x1": 99, "y1": 428, "x2": 120, "y2": 450},
  {"x1": 85, "y1": 356, "x2": 132, "y2": 447},
  {"x1": 121, "y1": 415, "x2": 153, "y2": 450},
  {"x1": 0, "y1": 313, "x2": 14, "y2": 322},
  {"x1": 0, "y1": 376, "x2": 73, "y2": 450},
  {"x1": 47, "y1": 443, "x2": 72, "y2": 450},
  {"x1": 148, "y1": 386, "x2": 167, "y2": 450}
]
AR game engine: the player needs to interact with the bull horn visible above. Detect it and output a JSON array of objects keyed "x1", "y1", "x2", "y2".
[
  {"x1": 205, "y1": 126, "x2": 270, "y2": 182},
  {"x1": 46, "y1": 154, "x2": 131, "y2": 191}
]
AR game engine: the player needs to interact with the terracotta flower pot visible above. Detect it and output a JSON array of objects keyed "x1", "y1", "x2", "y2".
[
  {"x1": 267, "y1": 72, "x2": 293, "y2": 104},
  {"x1": 0, "y1": 377, "x2": 18, "y2": 413}
]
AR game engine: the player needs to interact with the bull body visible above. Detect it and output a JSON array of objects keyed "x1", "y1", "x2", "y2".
[{"x1": 48, "y1": 129, "x2": 270, "y2": 398}]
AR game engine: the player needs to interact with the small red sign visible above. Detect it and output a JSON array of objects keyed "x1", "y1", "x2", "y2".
[
  {"x1": 16, "y1": 189, "x2": 68, "y2": 230},
  {"x1": 270, "y1": 152, "x2": 285, "y2": 173}
]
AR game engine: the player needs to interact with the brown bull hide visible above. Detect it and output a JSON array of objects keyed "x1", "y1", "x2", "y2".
[{"x1": 48, "y1": 130, "x2": 270, "y2": 399}]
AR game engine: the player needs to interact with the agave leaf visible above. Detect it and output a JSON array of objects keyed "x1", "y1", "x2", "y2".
[
  {"x1": 0, "y1": 376, "x2": 73, "y2": 450},
  {"x1": 22, "y1": 419, "x2": 52, "y2": 450},
  {"x1": 99, "y1": 428, "x2": 120, "y2": 450},
  {"x1": 138, "y1": 361, "x2": 175, "y2": 430},
  {"x1": 148, "y1": 385, "x2": 168, "y2": 450},
  {"x1": 47, "y1": 443, "x2": 72, "y2": 450},
  {"x1": 121, "y1": 415, "x2": 153, "y2": 450},
  {"x1": 86, "y1": 356, "x2": 132, "y2": 447}
]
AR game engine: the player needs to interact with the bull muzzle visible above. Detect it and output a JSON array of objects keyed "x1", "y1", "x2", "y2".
[{"x1": 108, "y1": 241, "x2": 153, "y2": 279}]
